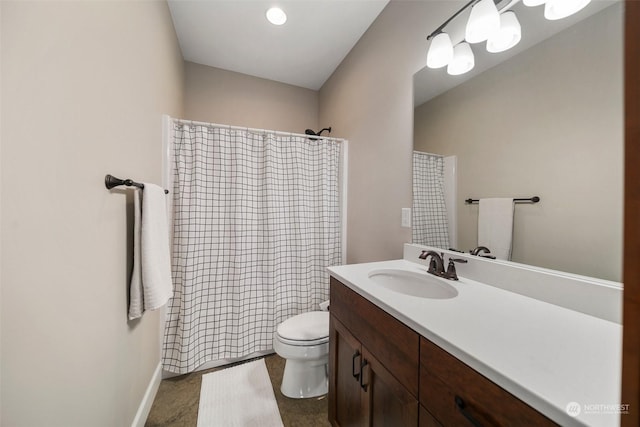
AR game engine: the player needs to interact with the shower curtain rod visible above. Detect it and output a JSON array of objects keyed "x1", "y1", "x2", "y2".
[
  {"x1": 172, "y1": 118, "x2": 347, "y2": 144},
  {"x1": 413, "y1": 150, "x2": 444, "y2": 157}
]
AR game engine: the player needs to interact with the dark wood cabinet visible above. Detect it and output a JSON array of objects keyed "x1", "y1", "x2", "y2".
[
  {"x1": 420, "y1": 338, "x2": 556, "y2": 426},
  {"x1": 329, "y1": 277, "x2": 419, "y2": 426},
  {"x1": 329, "y1": 316, "x2": 365, "y2": 427},
  {"x1": 419, "y1": 405, "x2": 442, "y2": 427},
  {"x1": 329, "y1": 316, "x2": 419, "y2": 426},
  {"x1": 329, "y1": 277, "x2": 558, "y2": 427},
  {"x1": 362, "y1": 345, "x2": 418, "y2": 426}
]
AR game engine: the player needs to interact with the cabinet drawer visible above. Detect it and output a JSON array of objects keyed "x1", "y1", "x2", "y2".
[
  {"x1": 420, "y1": 338, "x2": 557, "y2": 426},
  {"x1": 330, "y1": 277, "x2": 420, "y2": 397}
]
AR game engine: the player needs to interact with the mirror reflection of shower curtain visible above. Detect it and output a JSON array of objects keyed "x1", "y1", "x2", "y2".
[
  {"x1": 412, "y1": 151, "x2": 450, "y2": 249},
  {"x1": 162, "y1": 122, "x2": 342, "y2": 374}
]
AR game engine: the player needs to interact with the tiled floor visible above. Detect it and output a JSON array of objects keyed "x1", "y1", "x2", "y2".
[{"x1": 145, "y1": 354, "x2": 330, "y2": 427}]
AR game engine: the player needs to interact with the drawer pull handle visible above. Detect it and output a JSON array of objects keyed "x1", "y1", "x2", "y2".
[
  {"x1": 352, "y1": 351, "x2": 361, "y2": 380},
  {"x1": 455, "y1": 396, "x2": 483, "y2": 427},
  {"x1": 359, "y1": 359, "x2": 369, "y2": 391}
]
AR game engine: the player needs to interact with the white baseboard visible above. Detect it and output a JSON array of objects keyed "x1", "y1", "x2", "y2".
[{"x1": 131, "y1": 363, "x2": 162, "y2": 427}]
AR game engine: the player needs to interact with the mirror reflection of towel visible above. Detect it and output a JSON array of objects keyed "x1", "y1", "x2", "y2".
[{"x1": 478, "y1": 198, "x2": 514, "y2": 260}]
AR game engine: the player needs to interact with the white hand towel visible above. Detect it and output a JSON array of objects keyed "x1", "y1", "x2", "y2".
[
  {"x1": 129, "y1": 190, "x2": 144, "y2": 319},
  {"x1": 128, "y1": 183, "x2": 173, "y2": 320},
  {"x1": 478, "y1": 198, "x2": 514, "y2": 261}
]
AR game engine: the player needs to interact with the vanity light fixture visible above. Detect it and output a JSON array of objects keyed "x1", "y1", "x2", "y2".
[
  {"x1": 426, "y1": 0, "x2": 591, "y2": 75},
  {"x1": 465, "y1": 0, "x2": 501, "y2": 43},
  {"x1": 543, "y1": 0, "x2": 592, "y2": 20},
  {"x1": 447, "y1": 42, "x2": 475, "y2": 75},
  {"x1": 266, "y1": 7, "x2": 287, "y2": 25},
  {"x1": 486, "y1": 11, "x2": 521, "y2": 53},
  {"x1": 426, "y1": 33, "x2": 454, "y2": 68}
]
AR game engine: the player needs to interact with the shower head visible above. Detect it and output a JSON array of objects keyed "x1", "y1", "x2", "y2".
[{"x1": 304, "y1": 127, "x2": 332, "y2": 139}]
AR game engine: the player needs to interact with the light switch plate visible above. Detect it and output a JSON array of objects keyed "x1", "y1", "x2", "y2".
[{"x1": 401, "y1": 208, "x2": 411, "y2": 228}]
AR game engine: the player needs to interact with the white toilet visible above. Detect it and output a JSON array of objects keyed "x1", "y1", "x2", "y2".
[{"x1": 273, "y1": 310, "x2": 330, "y2": 398}]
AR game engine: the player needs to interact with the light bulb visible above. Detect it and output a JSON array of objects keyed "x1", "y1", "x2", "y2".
[
  {"x1": 427, "y1": 33, "x2": 454, "y2": 68},
  {"x1": 487, "y1": 11, "x2": 521, "y2": 53},
  {"x1": 544, "y1": 0, "x2": 591, "y2": 20},
  {"x1": 447, "y1": 43, "x2": 475, "y2": 76},
  {"x1": 465, "y1": 0, "x2": 501, "y2": 44},
  {"x1": 266, "y1": 7, "x2": 287, "y2": 25}
]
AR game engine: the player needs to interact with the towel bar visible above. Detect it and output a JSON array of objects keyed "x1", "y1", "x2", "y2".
[
  {"x1": 105, "y1": 174, "x2": 169, "y2": 194},
  {"x1": 465, "y1": 196, "x2": 540, "y2": 204}
]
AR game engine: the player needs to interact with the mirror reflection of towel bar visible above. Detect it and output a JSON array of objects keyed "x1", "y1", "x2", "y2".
[
  {"x1": 465, "y1": 196, "x2": 540, "y2": 204},
  {"x1": 105, "y1": 174, "x2": 169, "y2": 194}
]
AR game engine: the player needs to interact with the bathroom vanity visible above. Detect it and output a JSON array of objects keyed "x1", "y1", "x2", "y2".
[{"x1": 327, "y1": 244, "x2": 623, "y2": 427}]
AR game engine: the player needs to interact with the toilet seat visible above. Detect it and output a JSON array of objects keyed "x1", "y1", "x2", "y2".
[
  {"x1": 276, "y1": 311, "x2": 329, "y2": 346},
  {"x1": 276, "y1": 335, "x2": 329, "y2": 346}
]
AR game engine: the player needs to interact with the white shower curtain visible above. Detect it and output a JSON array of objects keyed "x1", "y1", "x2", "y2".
[
  {"x1": 412, "y1": 151, "x2": 450, "y2": 249},
  {"x1": 162, "y1": 122, "x2": 343, "y2": 374}
]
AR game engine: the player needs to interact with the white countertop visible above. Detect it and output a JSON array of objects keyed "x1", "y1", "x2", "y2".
[{"x1": 328, "y1": 259, "x2": 622, "y2": 427}]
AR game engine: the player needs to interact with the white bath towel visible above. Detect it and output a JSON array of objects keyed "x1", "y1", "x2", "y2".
[
  {"x1": 128, "y1": 183, "x2": 173, "y2": 320},
  {"x1": 478, "y1": 198, "x2": 514, "y2": 261},
  {"x1": 129, "y1": 190, "x2": 143, "y2": 319}
]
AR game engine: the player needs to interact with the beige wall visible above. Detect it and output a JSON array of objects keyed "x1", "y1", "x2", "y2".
[
  {"x1": 319, "y1": 1, "x2": 461, "y2": 263},
  {"x1": 414, "y1": 4, "x2": 623, "y2": 281},
  {"x1": 184, "y1": 61, "x2": 318, "y2": 133},
  {"x1": 1, "y1": 1, "x2": 183, "y2": 425}
]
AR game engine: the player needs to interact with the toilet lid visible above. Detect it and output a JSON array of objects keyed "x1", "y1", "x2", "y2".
[{"x1": 277, "y1": 311, "x2": 329, "y2": 342}]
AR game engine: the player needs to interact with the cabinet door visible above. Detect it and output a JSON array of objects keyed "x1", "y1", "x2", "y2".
[
  {"x1": 419, "y1": 405, "x2": 443, "y2": 427},
  {"x1": 361, "y1": 346, "x2": 419, "y2": 427},
  {"x1": 329, "y1": 316, "x2": 365, "y2": 427},
  {"x1": 330, "y1": 277, "x2": 420, "y2": 396}
]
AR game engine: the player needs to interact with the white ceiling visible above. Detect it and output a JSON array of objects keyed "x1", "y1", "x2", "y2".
[{"x1": 168, "y1": 0, "x2": 389, "y2": 90}]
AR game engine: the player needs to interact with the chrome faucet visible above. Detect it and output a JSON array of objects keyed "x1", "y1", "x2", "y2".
[{"x1": 418, "y1": 251, "x2": 445, "y2": 276}]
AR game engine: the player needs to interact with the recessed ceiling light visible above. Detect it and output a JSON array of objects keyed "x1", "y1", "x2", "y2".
[{"x1": 266, "y1": 7, "x2": 287, "y2": 26}]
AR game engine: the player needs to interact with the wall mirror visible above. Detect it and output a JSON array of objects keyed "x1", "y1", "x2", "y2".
[{"x1": 412, "y1": 0, "x2": 623, "y2": 282}]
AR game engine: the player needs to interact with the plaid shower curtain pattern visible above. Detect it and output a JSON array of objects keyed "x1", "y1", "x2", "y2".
[
  {"x1": 412, "y1": 151, "x2": 450, "y2": 249},
  {"x1": 162, "y1": 123, "x2": 342, "y2": 374}
]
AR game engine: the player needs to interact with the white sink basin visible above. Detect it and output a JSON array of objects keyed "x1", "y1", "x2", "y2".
[{"x1": 367, "y1": 269, "x2": 458, "y2": 299}]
